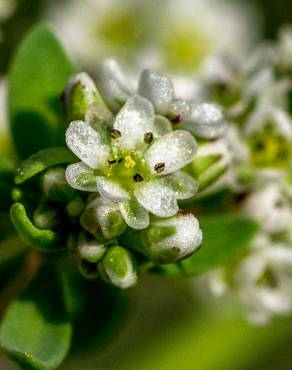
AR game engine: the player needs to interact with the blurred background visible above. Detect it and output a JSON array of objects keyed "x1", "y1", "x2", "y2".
[{"x1": 1, "y1": 0, "x2": 292, "y2": 369}]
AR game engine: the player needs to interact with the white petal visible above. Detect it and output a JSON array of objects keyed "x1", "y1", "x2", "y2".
[
  {"x1": 96, "y1": 176, "x2": 129, "y2": 202},
  {"x1": 119, "y1": 197, "x2": 149, "y2": 229},
  {"x1": 149, "y1": 213, "x2": 203, "y2": 261},
  {"x1": 65, "y1": 162, "x2": 98, "y2": 192},
  {"x1": 184, "y1": 103, "x2": 226, "y2": 139},
  {"x1": 153, "y1": 115, "x2": 172, "y2": 138},
  {"x1": 66, "y1": 120, "x2": 110, "y2": 168},
  {"x1": 138, "y1": 69, "x2": 174, "y2": 114},
  {"x1": 158, "y1": 172, "x2": 198, "y2": 200},
  {"x1": 145, "y1": 130, "x2": 197, "y2": 175},
  {"x1": 134, "y1": 181, "x2": 178, "y2": 217},
  {"x1": 113, "y1": 95, "x2": 154, "y2": 149},
  {"x1": 97, "y1": 59, "x2": 132, "y2": 111}
]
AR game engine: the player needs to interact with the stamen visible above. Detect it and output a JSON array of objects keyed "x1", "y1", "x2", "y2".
[
  {"x1": 108, "y1": 159, "x2": 116, "y2": 167},
  {"x1": 144, "y1": 132, "x2": 153, "y2": 144},
  {"x1": 110, "y1": 129, "x2": 122, "y2": 139},
  {"x1": 154, "y1": 163, "x2": 165, "y2": 173},
  {"x1": 133, "y1": 173, "x2": 143, "y2": 182}
]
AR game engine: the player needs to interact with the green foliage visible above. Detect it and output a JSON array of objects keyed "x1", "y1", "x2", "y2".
[
  {"x1": 8, "y1": 23, "x2": 77, "y2": 159},
  {"x1": 0, "y1": 265, "x2": 72, "y2": 370},
  {"x1": 15, "y1": 147, "x2": 77, "y2": 184},
  {"x1": 10, "y1": 203, "x2": 61, "y2": 251},
  {"x1": 154, "y1": 216, "x2": 258, "y2": 276}
]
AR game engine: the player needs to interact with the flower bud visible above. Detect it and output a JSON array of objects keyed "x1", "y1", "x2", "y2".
[
  {"x1": 80, "y1": 196, "x2": 126, "y2": 239},
  {"x1": 99, "y1": 245, "x2": 137, "y2": 289},
  {"x1": 42, "y1": 167, "x2": 75, "y2": 202},
  {"x1": 65, "y1": 72, "x2": 101, "y2": 121},
  {"x1": 182, "y1": 103, "x2": 226, "y2": 139},
  {"x1": 123, "y1": 212, "x2": 203, "y2": 264},
  {"x1": 186, "y1": 141, "x2": 229, "y2": 191},
  {"x1": 66, "y1": 195, "x2": 85, "y2": 218},
  {"x1": 33, "y1": 203, "x2": 59, "y2": 230},
  {"x1": 77, "y1": 232, "x2": 106, "y2": 263}
]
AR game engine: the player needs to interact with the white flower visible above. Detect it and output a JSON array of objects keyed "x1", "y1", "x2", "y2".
[
  {"x1": 97, "y1": 60, "x2": 226, "y2": 139},
  {"x1": 46, "y1": 0, "x2": 259, "y2": 75},
  {"x1": 235, "y1": 245, "x2": 292, "y2": 324},
  {"x1": 243, "y1": 184, "x2": 292, "y2": 234},
  {"x1": 277, "y1": 25, "x2": 292, "y2": 70},
  {"x1": 65, "y1": 95, "x2": 198, "y2": 229}
]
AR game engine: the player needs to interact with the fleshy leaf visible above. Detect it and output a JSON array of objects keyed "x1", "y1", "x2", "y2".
[
  {"x1": 9, "y1": 23, "x2": 76, "y2": 159},
  {"x1": 0, "y1": 265, "x2": 72, "y2": 370},
  {"x1": 15, "y1": 147, "x2": 77, "y2": 184},
  {"x1": 154, "y1": 216, "x2": 258, "y2": 276},
  {"x1": 10, "y1": 203, "x2": 61, "y2": 251}
]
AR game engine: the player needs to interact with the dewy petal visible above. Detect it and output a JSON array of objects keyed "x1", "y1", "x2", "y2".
[
  {"x1": 119, "y1": 196, "x2": 149, "y2": 229},
  {"x1": 65, "y1": 162, "x2": 98, "y2": 192},
  {"x1": 96, "y1": 176, "x2": 129, "y2": 202},
  {"x1": 138, "y1": 69, "x2": 174, "y2": 115},
  {"x1": 145, "y1": 130, "x2": 197, "y2": 175},
  {"x1": 113, "y1": 95, "x2": 154, "y2": 149},
  {"x1": 183, "y1": 103, "x2": 226, "y2": 139},
  {"x1": 153, "y1": 115, "x2": 172, "y2": 138},
  {"x1": 97, "y1": 59, "x2": 132, "y2": 111},
  {"x1": 66, "y1": 120, "x2": 110, "y2": 168},
  {"x1": 134, "y1": 181, "x2": 178, "y2": 217},
  {"x1": 158, "y1": 171, "x2": 198, "y2": 200}
]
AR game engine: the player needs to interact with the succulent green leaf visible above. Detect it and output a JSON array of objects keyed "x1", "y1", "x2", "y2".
[
  {"x1": 10, "y1": 203, "x2": 61, "y2": 251},
  {"x1": 15, "y1": 147, "x2": 77, "y2": 184},
  {"x1": 0, "y1": 265, "x2": 72, "y2": 370},
  {"x1": 9, "y1": 23, "x2": 77, "y2": 159},
  {"x1": 154, "y1": 216, "x2": 258, "y2": 276}
]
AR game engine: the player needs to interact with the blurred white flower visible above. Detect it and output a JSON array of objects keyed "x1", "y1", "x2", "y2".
[
  {"x1": 243, "y1": 184, "x2": 292, "y2": 234},
  {"x1": 277, "y1": 25, "x2": 292, "y2": 70},
  {"x1": 46, "y1": 0, "x2": 260, "y2": 74},
  {"x1": 235, "y1": 245, "x2": 292, "y2": 324}
]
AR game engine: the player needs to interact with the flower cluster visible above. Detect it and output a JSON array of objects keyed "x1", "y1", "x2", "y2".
[
  {"x1": 10, "y1": 65, "x2": 229, "y2": 289},
  {"x1": 200, "y1": 27, "x2": 292, "y2": 324}
]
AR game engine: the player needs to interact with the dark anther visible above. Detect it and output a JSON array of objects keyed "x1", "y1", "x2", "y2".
[
  {"x1": 144, "y1": 132, "x2": 153, "y2": 144},
  {"x1": 178, "y1": 209, "x2": 191, "y2": 216},
  {"x1": 154, "y1": 163, "x2": 165, "y2": 173},
  {"x1": 108, "y1": 159, "x2": 117, "y2": 166},
  {"x1": 133, "y1": 173, "x2": 144, "y2": 182},
  {"x1": 171, "y1": 115, "x2": 181, "y2": 124},
  {"x1": 110, "y1": 129, "x2": 122, "y2": 139},
  {"x1": 118, "y1": 158, "x2": 123, "y2": 163}
]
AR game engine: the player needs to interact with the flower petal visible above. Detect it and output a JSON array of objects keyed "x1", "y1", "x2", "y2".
[
  {"x1": 65, "y1": 162, "x2": 98, "y2": 192},
  {"x1": 158, "y1": 171, "x2": 198, "y2": 200},
  {"x1": 113, "y1": 95, "x2": 154, "y2": 149},
  {"x1": 96, "y1": 176, "x2": 129, "y2": 202},
  {"x1": 145, "y1": 130, "x2": 197, "y2": 175},
  {"x1": 66, "y1": 120, "x2": 110, "y2": 168},
  {"x1": 183, "y1": 103, "x2": 226, "y2": 139},
  {"x1": 119, "y1": 196, "x2": 149, "y2": 229},
  {"x1": 134, "y1": 181, "x2": 178, "y2": 217},
  {"x1": 97, "y1": 59, "x2": 132, "y2": 111},
  {"x1": 153, "y1": 115, "x2": 172, "y2": 138},
  {"x1": 138, "y1": 69, "x2": 174, "y2": 114}
]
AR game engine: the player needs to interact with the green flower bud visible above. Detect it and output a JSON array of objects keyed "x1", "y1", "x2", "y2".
[
  {"x1": 33, "y1": 203, "x2": 59, "y2": 230},
  {"x1": 42, "y1": 167, "x2": 75, "y2": 202},
  {"x1": 122, "y1": 212, "x2": 202, "y2": 264},
  {"x1": 66, "y1": 195, "x2": 85, "y2": 218},
  {"x1": 80, "y1": 196, "x2": 126, "y2": 239},
  {"x1": 99, "y1": 246, "x2": 137, "y2": 289},
  {"x1": 65, "y1": 72, "x2": 113, "y2": 123},
  {"x1": 77, "y1": 232, "x2": 106, "y2": 263},
  {"x1": 186, "y1": 141, "x2": 229, "y2": 191}
]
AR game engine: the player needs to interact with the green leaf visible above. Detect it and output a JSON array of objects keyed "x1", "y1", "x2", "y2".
[
  {"x1": 9, "y1": 23, "x2": 77, "y2": 159},
  {"x1": 0, "y1": 157, "x2": 14, "y2": 212},
  {"x1": 154, "y1": 216, "x2": 258, "y2": 277},
  {"x1": 0, "y1": 265, "x2": 72, "y2": 370},
  {"x1": 15, "y1": 147, "x2": 77, "y2": 184},
  {"x1": 10, "y1": 203, "x2": 61, "y2": 251}
]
